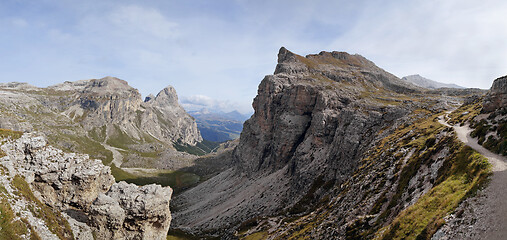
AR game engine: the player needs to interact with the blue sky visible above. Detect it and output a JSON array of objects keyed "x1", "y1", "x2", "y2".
[{"x1": 1, "y1": 0, "x2": 506, "y2": 114}]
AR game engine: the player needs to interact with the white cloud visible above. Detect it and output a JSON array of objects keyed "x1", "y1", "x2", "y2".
[
  {"x1": 11, "y1": 18, "x2": 27, "y2": 28},
  {"x1": 328, "y1": 0, "x2": 507, "y2": 88},
  {"x1": 107, "y1": 5, "x2": 179, "y2": 40},
  {"x1": 180, "y1": 95, "x2": 251, "y2": 114}
]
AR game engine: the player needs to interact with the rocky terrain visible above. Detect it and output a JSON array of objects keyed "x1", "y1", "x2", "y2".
[
  {"x1": 402, "y1": 74, "x2": 464, "y2": 89},
  {"x1": 0, "y1": 47, "x2": 500, "y2": 240},
  {"x1": 431, "y1": 76, "x2": 507, "y2": 239},
  {"x1": 171, "y1": 47, "x2": 489, "y2": 239},
  {"x1": 0, "y1": 77, "x2": 207, "y2": 182},
  {"x1": 0, "y1": 130, "x2": 172, "y2": 239}
]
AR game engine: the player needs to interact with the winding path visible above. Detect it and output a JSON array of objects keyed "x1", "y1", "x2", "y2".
[
  {"x1": 437, "y1": 114, "x2": 507, "y2": 239},
  {"x1": 438, "y1": 115, "x2": 507, "y2": 171}
]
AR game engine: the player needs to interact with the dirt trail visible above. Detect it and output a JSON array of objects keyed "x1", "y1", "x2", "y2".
[
  {"x1": 101, "y1": 143, "x2": 123, "y2": 167},
  {"x1": 437, "y1": 114, "x2": 507, "y2": 239}
]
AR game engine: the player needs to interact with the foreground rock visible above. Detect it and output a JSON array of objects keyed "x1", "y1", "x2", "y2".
[
  {"x1": 483, "y1": 75, "x2": 507, "y2": 112},
  {"x1": 90, "y1": 182, "x2": 172, "y2": 239},
  {"x1": 0, "y1": 132, "x2": 173, "y2": 239}
]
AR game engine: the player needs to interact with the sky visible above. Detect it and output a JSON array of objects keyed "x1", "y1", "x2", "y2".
[{"x1": 1, "y1": 0, "x2": 506, "y2": 114}]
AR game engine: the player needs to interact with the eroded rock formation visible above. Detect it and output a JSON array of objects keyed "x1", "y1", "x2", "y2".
[
  {"x1": 483, "y1": 75, "x2": 507, "y2": 112},
  {"x1": 0, "y1": 133, "x2": 173, "y2": 239}
]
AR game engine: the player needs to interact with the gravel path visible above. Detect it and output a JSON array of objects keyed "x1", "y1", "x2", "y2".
[
  {"x1": 101, "y1": 143, "x2": 123, "y2": 167},
  {"x1": 434, "y1": 115, "x2": 507, "y2": 240}
]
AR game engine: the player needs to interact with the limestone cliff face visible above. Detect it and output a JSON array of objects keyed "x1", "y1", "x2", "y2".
[
  {"x1": 483, "y1": 75, "x2": 507, "y2": 112},
  {"x1": 0, "y1": 76, "x2": 202, "y2": 170},
  {"x1": 141, "y1": 86, "x2": 202, "y2": 145},
  {"x1": 0, "y1": 133, "x2": 172, "y2": 239},
  {"x1": 235, "y1": 48, "x2": 418, "y2": 185},
  {"x1": 173, "y1": 48, "x2": 485, "y2": 239},
  {"x1": 51, "y1": 76, "x2": 202, "y2": 145},
  {"x1": 173, "y1": 47, "x2": 420, "y2": 233}
]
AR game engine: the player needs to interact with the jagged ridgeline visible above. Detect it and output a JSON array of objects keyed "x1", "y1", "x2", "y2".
[
  {"x1": 171, "y1": 47, "x2": 489, "y2": 239},
  {"x1": 0, "y1": 47, "x2": 500, "y2": 239},
  {"x1": 0, "y1": 77, "x2": 223, "y2": 177}
]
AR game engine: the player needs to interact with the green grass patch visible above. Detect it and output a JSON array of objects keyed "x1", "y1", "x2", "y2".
[
  {"x1": 12, "y1": 175, "x2": 74, "y2": 240},
  {"x1": 242, "y1": 231, "x2": 268, "y2": 240},
  {"x1": 0, "y1": 183, "x2": 42, "y2": 240},
  {"x1": 167, "y1": 228, "x2": 201, "y2": 240},
  {"x1": 112, "y1": 165, "x2": 200, "y2": 194},
  {"x1": 0, "y1": 199, "x2": 34, "y2": 240},
  {"x1": 0, "y1": 128, "x2": 23, "y2": 140},
  {"x1": 448, "y1": 100, "x2": 482, "y2": 125},
  {"x1": 0, "y1": 128, "x2": 23, "y2": 158},
  {"x1": 106, "y1": 125, "x2": 138, "y2": 150},
  {"x1": 46, "y1": 131, "x2": 113, "y2": 165},
  {"x1": 377, "y1": 145, "x2": 491, "y2": 240}
]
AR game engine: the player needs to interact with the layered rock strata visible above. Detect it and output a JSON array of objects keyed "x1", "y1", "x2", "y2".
[
  {"x1": 483, "y1": 75, "x2": 507, "y2": 112},
  {"x1": 0, "y1": 133, "x2": 173, "y2": 239}
]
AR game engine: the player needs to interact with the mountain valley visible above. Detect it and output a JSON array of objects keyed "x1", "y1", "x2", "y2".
[{"x1": 0, "y1": 47, "x2": 505, "y2": 240}]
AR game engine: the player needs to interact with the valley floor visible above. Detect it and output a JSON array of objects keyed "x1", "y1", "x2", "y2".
[{"x1": 435, "y1": 114, "x2": 507, "y2": 239}]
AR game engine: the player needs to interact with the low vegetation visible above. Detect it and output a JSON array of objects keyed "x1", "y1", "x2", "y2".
[
  {"x1": 449, "y1": 98, "x2": 507, "y2": 156},
  {"x1": 377, "y1": 145, "x2": 490, "y2": 239},
  {"x1": 447, "y1": 99, "x2": 482, "y2": 125},
  {"x1": 12, "y1": 175, "x2": 74, "y2": 240},
  {"x1": 0, "y1": 128, "x2": 23, "y2": 157},
  {"x1": 0, "y1": 186, "x2": 41, "y2": 240},
  {"x1": 112, "y1": 165, "x2": 200, "y2": 194}
]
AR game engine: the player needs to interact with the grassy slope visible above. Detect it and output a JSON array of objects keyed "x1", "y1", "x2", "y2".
[
  {"x1": 376, "y1": 145, "x2": 490, "y2": 239},
  {"x1": 246, "y1": 110, "x2": 491, "y2": 240},
  {"x1": 12, "y1": 175, "x2": 74, "y2": 240},
  {"x1": 1, "y1": 130, "x2": 72, "y2": 239},
  {"x1": 0, "y1": 129, "x2": 23, "y2": 158}
]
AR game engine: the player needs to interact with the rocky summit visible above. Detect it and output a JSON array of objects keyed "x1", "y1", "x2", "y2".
[
  {"x1": 171, "y1": 47, "x2": 491, "y2": 239},
  {"x1": 0, "y1": 76, "x2": 206, "y2": 175},
  {"x1": 0, "y1": 47, "x2": 503, "y2": 240},
  {"x1": 0, "y1": 131, "x2": 172, "y2": 239}
]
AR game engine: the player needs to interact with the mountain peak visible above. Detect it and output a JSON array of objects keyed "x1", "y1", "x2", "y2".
[
  {"x1": 153, "y1": 85, "x2": 178, "y2": 106},
  {"x1": 277, "y1": 47, "x2": 299, "y2": 63},
  {"x1": 84, "y1": 76, "x2": 137, "y2": 95}
]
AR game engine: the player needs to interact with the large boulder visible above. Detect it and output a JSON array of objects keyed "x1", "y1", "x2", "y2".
[{"x1": 483, "y1": 75, "x2": 507, "y2": 112}]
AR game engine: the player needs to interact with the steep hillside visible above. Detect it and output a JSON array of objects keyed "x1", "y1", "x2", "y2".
[
  {"x1": 432, "y1": 76, "x2": 507, "y2": 239},
  {"x1": 0, "y1": 77, "x2": 203, "y2": 179},
  {"x1": 0, "y1": 129, "x2": 172, "y2": 239},
  {"x1": 172, "y1": 47, "x2": 487, "y2": 238}
]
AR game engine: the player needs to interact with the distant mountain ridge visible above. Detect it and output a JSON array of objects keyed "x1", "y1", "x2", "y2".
[
  {"x1": 189, "y1": 109, "x2": 249, "y2": 142},
  {"x1": 402, "y1": 74, "x2": 464, "y2": 89}
]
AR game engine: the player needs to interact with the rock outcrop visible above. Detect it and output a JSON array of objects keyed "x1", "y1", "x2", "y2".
[
  {"x1": 141, "y1": 86, "x2": 202, "y2": 145},
  {"x1": 173, "y1": 47, "x2": 422, "y2": 233},
  {"x1": 0, "y1": 76, "x2": 202, "y2": 170},
  {"x1": 51, "y1": 76, "x2": 201, "y2": 145},
  {"x1": 483, "y1": 75, "x2": 507, "y2": 112},
  {"x1": 90, "y1": 182, "x2": 172, "y2": 240},
  {"x1": 0, "y1": 133, "x2": 173, "y2": 239},
  {"x1": 172, "y1": 47, "x2": 486, "y2": 239}
]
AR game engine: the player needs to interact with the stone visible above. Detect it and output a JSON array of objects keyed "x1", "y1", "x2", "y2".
[
  {"x1": 483, "y1": 75, "x2": 507, "y2": 112},
  {"x1": 0, "y1": 133, "x2": 173, "y2": 239}
]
